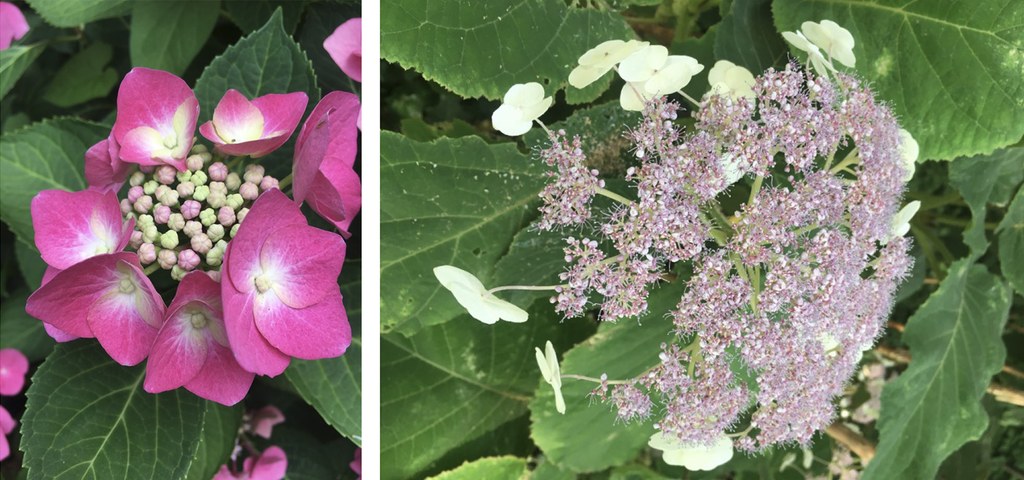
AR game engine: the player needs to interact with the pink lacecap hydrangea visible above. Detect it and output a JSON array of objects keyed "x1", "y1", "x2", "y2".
[
  {"x1": 112, "y1": 67, "x2": 199, "y2": 171},
  {"x1": 324, "y1": 18, "x2": 361, "y2": 82},
  {"x1": 199, "y1": 89, "x2": 308, "y2": 158},
  {"x1": 214, "y1": 445, "x2": 287, "y2": 480},
  {"x1": 0, "y1": 2, "x2": 29, "y2": 50},
  {"x1": 0, "y1": 348, "x2": 28, "y2": 462}
]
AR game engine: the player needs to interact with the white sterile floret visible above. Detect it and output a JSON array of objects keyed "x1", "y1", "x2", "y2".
[
  {"x1": 649, "y1": 432, "x2": 734, "y2": 471},
  {"x1": 535, "y1": 340, "x2": 566, "y2": 414},
  {"x1": 617, "y1": 45, "x2": 669, "y2": 83},
  {"x1": 620, "y1": 81, "x2": 655, "y2": 112},
  {"x1": 898, "y1": 128, "x2": 919, "y2": 182},
  {"x1": 800, "y1": 20, "x2": 856, "y2": 68},
  {"x1": 644, "y1": 55, "x2": 704, "y2": 96},
  {"x1": 491, "y1": 82, "x2": 553, "y2": 136},
  {"x1": 886, "y1": 200, "x2": 921, "y2": 244},
  {"x1": 569, "y1": 39, "x2": 648, "y2": 89},
  {"x1": 433, "y1": 265, "x2": 529, "y2": 324},
  {"x1": 707, "y1": 60, "x2": 756, "y2": 100},
  {"x1": 781, "y1": 30, "x2": 830, "y2": 77}
]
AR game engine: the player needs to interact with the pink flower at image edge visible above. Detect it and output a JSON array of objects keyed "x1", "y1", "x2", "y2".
[
  {"x1": 199, "y1": 89, "x2": 308, "y2": 158},
  {"x1": 324, "y1": 18, "x2": 361, "y2": 82},
  {"x1": 0, "y1": 2, "x2": 29, "y2": 50}
]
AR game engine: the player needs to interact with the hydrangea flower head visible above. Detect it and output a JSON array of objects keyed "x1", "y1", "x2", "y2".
[
  {"x1": 0, "y1": 2, "x2": 29, "y2": 50},
  {"x1": 0, "y1": 348, "x2": 28, "y2": 396},
  {"x1": 112, "y1": 68, "x2": 199, "y2": 170},
  {"x1": 433, "y1": 266, "x2": 528, "y2": 324},
  {"x1": 649, "y1": 432, "x2": 733, "y2": 471},
  {"x1": 491, "y1": 83, "x2": 552, "y2": 136},
  {"x1": 535, "y1": 340, "x2": 565, "y2": 414},
  {"x1": 324, "y1": 17, "x2": 362, "y2": 82},
  {"x1": 199, "y1": 89, "x2": 308, "y2": 158}
]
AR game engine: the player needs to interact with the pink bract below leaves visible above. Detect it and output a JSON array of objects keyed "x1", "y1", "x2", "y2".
[
  {"x1": 0, "y1": 2, "x2": 28, "y2": 50},
  {"x1": 324, "y1": 18, "x2": 361, "y2": 82},
  {"x1": 222, "y1": 189, "x2": 351, "y2": 376},
  {"x1": 214, "y1": 445, "x2": 287, "y2": 480},
  {"x1": 199, "y1": 89, "x2": 308, "y2": 158},
  {"x1": 0, "y1": 349, "x2": 28, "y2": 397},
  {"x1": 144, "y1": 272, "x2": 254, "y2": 406},
  {"x1": 112, "y1": 68, "x2": 198, "y2": 170},
  {"x1": 293, "y1": 91, "x2": 362, "y2": 236}
]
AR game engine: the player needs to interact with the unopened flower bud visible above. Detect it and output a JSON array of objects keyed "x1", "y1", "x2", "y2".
[
  {"x1": 183, "y1": 221, "x2": 203, "y2": 237},
  {"x1": 129, "y1": 171, "x2": 146, "y2": 187},
  {"x1": 159, "y1": 230, "x2": 179, "y2": 249},
  {"x1": 167, "y1": 213, "x2": 185, "y2": 231},
  {"x1": 128, "y1": 186, "x2": 145, "y2": 203},
  {"x1": 139, "y1": 165, "x2": 155, "y2": 174},
  {"x1": 187, "y1": 154, "x2": 205, "y2": 172},
  {"x1": 159, "y1": 189, "x2": 179, "y2": 207},
  {"x1": 236, "y1": 207, "x2": 249, "y2": 223},
  {"x1": 239, "y1": 182, "x2": 259, "y2": 200},
  {"x1": 192, "y1": 185, "x2": 210, "y2": 202},
  {"x1": 259, "y1": 176, "x2": 279, "y2": 191},
  {"x1": 157, "y1": 249, "x2": 177, "y2": 269},
  {"x1": 129, "y1": 230, "x2": 144, "y2": 249},
  {"x1": 208, "y1": 162, "x2": 228, "y2": 181},
  {"x1": 171, "y1": 265, "x2": 187, "y2": 281},
  {"x1": 181, "y1": 200, "x2": 201, "y2": 219},
  {"x1": 154, "y1": 205, "x2": 171, "y2": 224},
  {"x1": 191, "y1": 170, "x2": 208, "y2": 186},
  {"x1": 138, "y1": 242, "x2": 157, "y2": 264},
  {"x1": 208, "y1": 191, "x2": 227, "y2": 209},
  {"x1": 226, "y1": 172, "x2": 242, "y2": 190},
  {"x1": 176, "y1": 170, "x2": 193, "y2": 183},
  {"x1": 191, "y1": 233, "x2": 213, "y2": 254},
  {"x1": 120, "y1": 199, "x2": 132, "y2": 215},
  {"x1": 243, "y1": 165, "x2": 264, "y2": 184},
  {"x1": 137, "y1": 214, "x2": 154, "y2": 228},
  {"x1": 143, "y1": 225, "x2": 159, "y2": 243},
  {"x1": 199, "y1": 208, "x2": 217, "y2": 226},
  {"x1": 225, "y1": 193, "x2": 244, "y2": 210},
  {"x1": 156, "y1": 165, "x2": 177, "y2": 184},
  {"x1": 176, "y1": 181, "x2": 196, "y2": 197},
  {"x1": 177, "y1": 249, "x2": 201, "y2": 270},
  {"x1": 206, "y1": 224, "x2": 225, "y2": 242},
  {"x1": 206, "y1": 245, "x2": 224, "y2": 266},
  {"x1": 143, "y1": 180, "x2": 158, "y2": 195},
  {"x1": 134, "y1": 195, "x2": 154, "y2": 213},
  {"x1": 217, "y1": 207, "x2": 236, "y2": 227},
  {"x1": 209, "y1": 181, "x2": 227, "y2": 196},
  {"x1": 230, "y1": 224, "x2": 240, "y2": 238},
  {"x1": 191, "y1": 143, "x2": 208, "y2": 154}
]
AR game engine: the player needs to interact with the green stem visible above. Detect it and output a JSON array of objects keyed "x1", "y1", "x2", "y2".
[
  {"x1": 561, "y1": 373, "x2": 630, "y2": 385},
  {"x1": 277, "y1": 173, "x2": 293, "y2": 190},
  {"x1": 143, "y1": 263, "x2": 160, "y2": 276},
  {"x1": 487, "y1": 284, "x2": 562, "y2": 294},
  {"x1": 829, "y1": 149, "x2": 860, "y2": 174},
  {"x1": 748, "y1": 175, "x2": 764, "y2": 205},
  {"x1": 595, "y1": 187, "x2": 633, "y2": 206}
]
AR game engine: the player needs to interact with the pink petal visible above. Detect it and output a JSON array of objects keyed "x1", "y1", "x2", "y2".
[
  {"x1": 0, "y1": 2, "x2": 29, "y2": 50},
  {"x1": 212, "y1": 466, "x2": 238, "y2": 480},
  {"x1": 31, "y1": 189, "x2": 129, "y2": 269},
  {"x1": 112, "y1": 68, "x2": 197, "y2": 169},
  {"x1": 200, "y1": 91, "x2": 306, "y2": 158},
  {"x1": 254, "y1": 288, "x2": 350, "y2": 360},
  {"x1": 250, "y1": 445, "x2": 288, "y2": 480},
  {"x1": 84, "y1": 136, "x2": 132, "y2": 193},
  {"x1": 206, "y1": 135, "x2": 289, "y2": 159},
  {"x1": 227, "y1": 189, "x2": 306, "y2": 294},
  {"x1": 350, "y1": 448, "x2": 361, "y2": 475},
  {"x1": 222, "y1": 244, "x2": 291, "y2": 377},
  {"x1": 0, "y1": 427, "x2": 8, "y2": 462},
  {"x1": 259, "y1": 225, "x2": 344, "y2": 309},
  {"x1": 324, "y1": 18, "x2": 361, "y2": 82},
  {"x1": 0, "y1": 405, "x2": 15, "y2": 434},
  {"x1": 0, "y1": 348, "x2": 29, "y2": 396},
  {"x1": 184, "y1": 342, "x2": 254, "y2": 406},
  {"x1": 250, "y1": 405, "x2": 285, "y2": 439},
  {"x1": 85, "y1": 256, "x2": 165, "y2": 366},
  {"x1": 308, "y1": 160, "x2": 361, "y2": 236},
  {"x1": 143, "y1": 306, "x2": 210, "y2": 394},
  {"x1": 27, "y1": 256, "x2": 114, "y2": 338},
  {"x1": 38, "y1": 267, "x2": 81, "y2": 343},
  {"x1": 292, "y1": 92, "x2": 360, "y2": 205}
]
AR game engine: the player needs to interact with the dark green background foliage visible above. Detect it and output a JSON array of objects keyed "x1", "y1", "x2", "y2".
[
  {"x1": 382, "y1": 0, "x2": 1024, "y2": 479},
  {"x1": 0, "y1": 2, "x2": 361, "y2": 479}
]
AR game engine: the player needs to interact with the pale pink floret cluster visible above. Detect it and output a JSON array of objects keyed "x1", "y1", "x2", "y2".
[
  {"x1": 536, "y1": 132, "x2": 603, "y2": 230},
  {"x1": 533, "y1": 63, "x2": 913, "y2": 450}
]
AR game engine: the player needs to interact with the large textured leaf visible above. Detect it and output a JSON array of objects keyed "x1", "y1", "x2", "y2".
[
  {"x1": 863, "y1": 259, "x2": 1011, "y2": 480},
  {"x1": 773, "y1": 0, "x2": 1024, "y2": 160},
  {"x1": 184, "y1": 404, "x2": 243, "y2": 480},
  {"x1": 380, "y1": 302, "x2": 576, "y2": 480},
  {"x1": 380, "y1": 132, "x2": 547, "y2": 336},
  {"x1": 530, "y1": 283, "x2": 681, "y2": 473},
  {"x1": 130, "y1": 0, "x2": 220, "y2": 75},
  {"x1": 997, "y1": 188, "x2": 1024, "y2": 295},
  {"x1": 43, "y1": 42, "x2": 119, "y2": 107},
  {"x1": 0, "y1": 292, "x2": 52, "y2": 362},
  {"x1": 223, "y1": 0, "x2": 305, "y2": 34},
  {"x1": 426, "y1": 456, "x2": 528, "y2": 480},
  {"x1": 715, "y1": 0, "x2": 788, "y2": 72},
  {"x1": 24, "y1": 0, "x2": 131, "y2": 27},
  {"x1": 948, "y1": 148, "x2": 1024, "y2": 255},
  {"x1": 0, "y1": 45, "x2": 44, "y2": 98},
  {"x1": 0, "y1": 118, "x2": 107, "y2": 246},
  {"x1": 21, "y1": 342, "x2": 210, "y2": 480},
  {"x1": 380, "y1": 0, "x2": 633, "y2": 103}
]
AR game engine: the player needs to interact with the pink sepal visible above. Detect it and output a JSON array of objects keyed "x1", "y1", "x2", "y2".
[
  {"x1": 226, "y1": 189, "x2": 306, "y2": 293},
  {"x1": 0, "y1": 2, "x2": 29, "y2": 50},
  {"x1": 324, "y1": 18, "x2": 361, "y2": 82},
  {"x1": 0, "y1": 348, "x2": 29, "y2": 396},
  {"x1": 199, "y1": 90, "x2": 308, "y2": 158},
  {"x1": 112, "y1": 68, "x2": 197, "y2": 170},
  {"x1": 85, "y1": 136, "x2": 132, "y2": 193},
  {"x1": 250, "y1": 405, "x2": 285, "y2": 439},
  {"x1": 39, "y1": 267, "x2": 80, "y2": 342},
  {"x1": 254, "y1": 288, "x2": 350, "y2": 360},
  {"x1": 259, "y1": 225, "x2": 344, "y2": 308},
  {"x1": 0, "y1": 405, "x2": 13, "y2": 461},
  {"x1": 31, "y1": 189, "x2": 131, "y2": 270},
  {"x1": 222, "y1": 244, "x2": 291, "y2": 377}
]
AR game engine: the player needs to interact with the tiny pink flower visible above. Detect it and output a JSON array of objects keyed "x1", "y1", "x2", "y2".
[
  {"x1": 218, "y1": 206, "x2": 236, "y2": 227},
  {"x1": 199, "y1": 89, "x2": 307, "y2": 158},
  {"x1": 30, "y1": 189, "x2": 134, "y2": 270},
  {"x1": 177, "y1": 249, "x2": 200, "y2": 270},
  {"x1": 222, "y1": 189, "x2": 351, "y2": 376},
  {"x1": 209, "y1": 162, "x2": 228, "y2": 181},
  {"x1": 138, "y1": 243, "x2": 157, "y2": 264},
  {"x1": 191, "y1": 233, "x2": 213, "y2": 254},
  {"x1": 324, "y1": 18, "x2": 361, "y2": 82},
  {"x1": 158, "y1": 249, "x2": 177, "y2": 269},
  {"x1": 144, "y1": 272, "x2": 254, "y2": 405},
  {"x1": 258, "y1": 176, "x2": 278, "y2": 192},
  {"x1": 155, "y1": 165, "x2": 177, "y2": 184},
  {"x1": 134, "y1": 195, "x2": 153, "y2": 213},
  {"x1": 249, "y1": 405, "x2": 285, "y2": 438},
  {"x1": 0, "y1": 2, "x2": 29, "y2": 50},
  {"x1": 214, "y1": 445, "x2": 287, "y2": 480},
  {"x1": 182, "y1": 199, "x2": 201, "y2": 219},
  {"x1": 128, "y1": 185, "x2": 144, "y2": 203},
  {"x1": 154, "y1": 205, "x2": 171, "y2": 224},
  {"x1": 112, "y1": 68, "x2": 198, "y2": 170},
  {"x1": 84, "y1": 135, "x2": 132, "y2": 193},
  {"x1": 0, "y1": 348, "x2": 29, "y2": 396},
  {"x1": 240, "y1": 182, "x2": 259, "y2": 200},
  {"x1": 293, "y1": 92, "x2": 361, "y2": 236},
  {"x1": 0, "y1": 405, "x2": 15, "y2": 461},
  {"x1": 120, "y1": 198, "x2": 132, "y2": 214},
  {"x1": 26, "y1": 253, "x2": 165, "y2": 366},
  {"x1": 130, "y1": 230, "x2": 144, "y2": 248}
]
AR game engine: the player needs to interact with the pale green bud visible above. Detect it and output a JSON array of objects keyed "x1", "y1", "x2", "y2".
[
  {"x1": 236, "y1": 207, "x2": 249, "y2": 223},
  {"x1": 230, "y1": 224, "x2": 240, "y2": 238},
  {"x1": 159, "y1": 189, "x2": 180, "y2": 207},
  {"x1": 129, "y1": 171, "x2": 146, "y2": 187},
  {"x1": 171, "y1": 265, "x2": 188, "y2": 281},
  {"x1": 206, "y1": 224, "x2": 225, "y2": 242},
  {"x1": 209, "y1": 181, "x2": 227, "y2": 196},
  {"x1": 167, "y1": 213, "x2": 185, "y2": 231},
  {"x1": 192, "y1": 185, "x2": 210, "y2": 202},
  {"x1": 143, "y1": 225, "x2": 160, "y2": 243},
  {"x1": 207, "y1": 191, "x2": 226, "y2": 209},
  {"x1": 137, "y1": 214, "x2": 155, "y2": 228},
  {"x1": 159, "y1": 230, "x2": 179, "y2": 249},
  {"x1": 226, "y1": 193, "x2": 244, "y2": 210},
  {"x1": 176, "y1": 170, "x2": 193, "y2": 183},
  {"x1": 143, "y1": 180, "x2": 158, "y2": 195},
  {"x1": 206, "y1": 245, "x2": 224, "y2": 267},
  {"x1": 199, "y1": 208, "x2": 217, "y2": 227},
  {"x1": 225, "y1": 172, "x2": 241, "y2": 190},
  {"x1": 191, "y1": 170, "x2": 208, "y2": 186}
]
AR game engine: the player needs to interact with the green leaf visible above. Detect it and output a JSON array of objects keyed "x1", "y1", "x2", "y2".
[
  {"x1": 380, "y1": 132, "x2": 547, "y2": 336},
  {"x1": 15, "y1": 242, "x2": 45, "y2": 290},
  {"x1": 24, "y1": 0, "x2": 131, "y2": 27},
  {"x1": 530, "y1": 283, "x2": 682, "y2": 473},
  {"x1": 0, "y1": 45, "x2": 44, "y2": 98},
  {"x1": 381, "y1": 0, "x2": 633, "y2": 103},
  {"x1": 0, "y1": 118, "x2": 108, "y2": 245},
  {"x1": 21, "y1": 342, "x2": 211, "y2": 480},
  {"x1": 426, "y1": 456, "x2": 528, "y2": 480},
  {"x1": 997, "y1": 188, "x2": 1024, "y2": 296},
  {"x1": 43, "y1": 42, "x2": 119, "y2": 107},
  {"x1": 863, "y1": 259, "x2": 1012, "y2": 480},
  {"x1": 285, "y1": 348, "x2": 362, "y2": 444},
  {"x1": 224, "y1": 0, "x2": 305, "y2": 34},
  {"x1": 0, "y1": 292, "x2": 53, "y2": 362},
  {"x1": 184, "y1": 404, "x2": 243, "y2": 480},
  {"x1": 773, "y1": 0, "x2": 1024, "y2": 160},
  {"x1": 130, "y1": 0, "x2": 220, "y2": 76},
  {"x1": 715, "y1": 0, "x2": 788, "y2": 72},
  {"x1": 380, "y1": 302, "x2": 576, "y2": 480},
  {"x1": 948, "y1": 148, "x2": 1024, "y2": 255}
]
